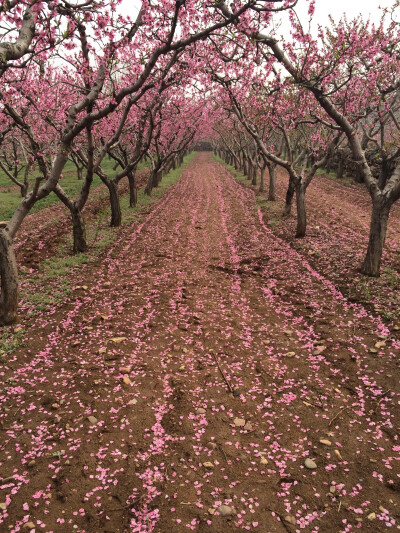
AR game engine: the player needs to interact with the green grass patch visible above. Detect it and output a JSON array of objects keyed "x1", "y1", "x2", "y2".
[
  {"x1": 19, "y1": 154, "x2": 193, "y2": 317},
  {"x1": 0, "y1": 158, "x2": 147, "y2": 220}
]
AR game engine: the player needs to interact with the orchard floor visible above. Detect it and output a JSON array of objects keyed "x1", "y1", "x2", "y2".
[{"x1": 0, "y1": 152, "x2": 399, "y2": 533}]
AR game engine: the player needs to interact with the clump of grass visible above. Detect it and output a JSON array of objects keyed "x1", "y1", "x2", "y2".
[
  {"x1": 0, "y1": 329, "x2": 24, "y2": 363},
  {"x1": 18, "y1": 154, "x2": 193, "y2": 317}
]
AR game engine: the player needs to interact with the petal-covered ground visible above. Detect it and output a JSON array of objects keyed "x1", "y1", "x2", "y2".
[
  {"x1": 254, "y1": 167, "x2": 400, "y2": 322},
  {"x1": 0, "y1": 153, "x2": 399, "y2": 533}
]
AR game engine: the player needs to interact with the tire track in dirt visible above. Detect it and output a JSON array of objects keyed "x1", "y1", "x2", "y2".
[{"x1": 0, "y1": 153, "x2": 399, "y2": 533}]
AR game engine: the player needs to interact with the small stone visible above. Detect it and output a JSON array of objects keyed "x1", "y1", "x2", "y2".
[
  {"x1": 51, "y1": 403, "x2": 59, "y2": 410},
  {"x1": 379, "y1": 506, "x2": 388, "y2": 513},
  {"x1": 369, "y1": 348, "x2": 378, "y2": 354},
  {"x1": 244, "y1": 422, "x2": 253, "y2": 431},
  {"x1": 0, "y1": 503, "x2": 7, "y2": 510},
  {"x1": 72, "y1": 340, "x2": 81, "y2": 346},
  {"x1": 304, "y1": 458, "x2": 317, "y2": 469},
  {"x1": 122, "y1": 376, "x2": 131, "y2": 385},
  {"x1": 128, "y1": 399, "x2": 138, "y2": 405},
  {"x1": 87, "y1": 416, "x2": 98, "y2": 425},
  {"x1": 207, "y1": 442, "x2": 217, "y2": 450},
  {"x1": 208, "y1": 508, "x2": 216, "y2": 515},
  {"x1": 23, "y1": 523, "x2": 36, "y2": 530},
  {"x1": 109, "y1": 337, "x2": 127, "y2": 344},
  {"x1": 120, "y1": 366, "x2": 131, "y2": 373},
  {"x1": 203, "y1": 462, "x2": 214, "y2": 469},
  {"x1": 65, "y1": 460, "x2": 70, "y2": 465},
  {"x1": 260, "y1": 457, "x2": 269, "y2": 465},
  {"x1": 284, "y1": 330, "x2": 293, "y2": 336},
  {"x1": 28, "y1": 460, "x2": 36, "y2": 467},
  {"x1": 334, "y1": 449, "x2": 343, "y2": 460},
  {"x1": 375, "y1": 341, "x2": 386, "y2": 349},
  {"x1": 330, "y1": 485, "x2": 336, "y2": 494},
  {"x1": 234, "y1": 418, "x2": 246, "y2": 427},
  {"x1": 367, "y1": 512, "x2": 376, "y2": 520},
  {"x1": 284, "y1": 515, "x2": 297, "y2": 525},
  {"x1": 196, "y1": 408, "x2": 206, "y2": 414},
  {"x1": 319, "y1": 439, "x2": 332, "y2": 446},
  {"x1": 286, "y1": 352, "x2": 296, "y2": 358},
  {"x1": 217, "y1": 505, "x2": 235, "y2": 516},
  {"x1": 179, "y1": 365, "x2": 186, "y2": 371}
]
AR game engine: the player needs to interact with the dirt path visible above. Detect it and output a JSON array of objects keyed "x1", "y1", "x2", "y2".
[{"x1": 0, "y1": 153, "x2": 399, "y2": 533}]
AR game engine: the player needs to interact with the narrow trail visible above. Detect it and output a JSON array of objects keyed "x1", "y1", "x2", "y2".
[{"x1": 0, "y1": 153, "x2": 399, "y2": 533}]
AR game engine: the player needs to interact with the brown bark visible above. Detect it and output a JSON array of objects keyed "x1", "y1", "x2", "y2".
[
  {"x1": 360, "y1": 198, "x2": 391, "y2": 277},
  {"x1": 71, "y1": 208, "x2": 87, "y2": 254},
  {"x1": 128, "y1": 170, "x2": 137, "y2": 207},
  {"x1": 283, "y1": 178, "x2": 295, "y2": 217},
  {"x1": 107, "y1": 181, "x2": 122, "y2": 227},
  {"x1": 267, "y1": 162, "x2": 276, "y2": 201},
  {"x1": 295, "y1": 182, "x2": 307, "y2": 238},
  {"x1": 0, "y1": 229, "x2": 18, "y2": 325}
]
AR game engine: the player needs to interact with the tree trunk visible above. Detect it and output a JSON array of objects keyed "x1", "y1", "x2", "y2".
[
  {"x1": 360, "y1": 197, "x2": 391, "y2": 277},
  {"x1": 145, "y1": 170, "x2": 156, "y2": 195},
  {"x1": 155, "y1": 170, "x2": 162, "y2": 187},
  {"x1": 354, "y1": 165, "x2": 364, "y2": 184},
  {"x1": 20, "y1": 182, "x2": 28, "y2": 198},
  {"x1": 0, "y1": 230, "x2": 18, "y2": 325},
  {"x1": 267, "y1": 163, "x2": 276, "y2": 201},
  {"x1": 337, "y1": 157, "x2": 345, "y2": 180},
  {"x1": 283, "y1": 178, "x2": 295, "y2": 216},
  {"x1": 71, "y1": 207, "x2": 87, "y2": 254},
  {"x1": 128, "y1": 170, "x2": 137, "y2": 208},
  {"x1": 108, "y1": 181, "x2": 121, "y2": 227},
  {"x1": 246, "y1": 161, "x2": 251, "y2": 180},
  {"x1": 242, "y1": 156, "x2": 248, "y2": 176},
  {"x1": 251, "y1": 163, "x2": 257, "y2": 186},
  {"x1": 325, "y1": 157, "x2": 332, "y2": 175},
  {"x1": 295, "y1": 182, "x2": 307, "y2": 238},
  {"x1": 259, "y1": 163, "x2": 266, "y2": 193}
]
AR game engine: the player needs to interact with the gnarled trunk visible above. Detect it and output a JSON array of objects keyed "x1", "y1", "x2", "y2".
[
  {"x1": 71, "y1": 207, "x2": 87, "y2": 254},
  {"x1": 295, "y1": 182, "x2": 307, "y2": 238},
  {"x1": 145, "y1": 170, "x2": 156, "y2": 196},
  {"x1": 128, "y1": 171, "x2": 137, "y2": 208},
  {"x1": 242, "y1": 156, "x2": 248, "y2": 176},
  {"x1": 360, "y1": 197, "x2": 391, "y2": 277},
  {"x1": 251, "y1": 163, "x2": 257, "y2": 186},
  {"x1": 259, "y1": 163, "x2": 266, "y2": 193},
  {"x1": 267, "y1": 162, "x2": 276, "y2": 201},
  {"x1": 283, "y1": 178, "x2": 295, "y2": 217},
  {"x1": 0, "y1": 230, "x2": 18, "y2": 325},
  {"x1": 337, "y1": 157, "x2": 345, "y2": 180},
  {"x1": 107, "y1": 181, "x2": 121, "y2": 227}
]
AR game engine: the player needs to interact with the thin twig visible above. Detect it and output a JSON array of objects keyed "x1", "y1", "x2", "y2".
[
  {"x1": 329, "y1": 407, "x2": 347, "y2": 427},
  {"x1": 212, "y1": 352, "x2": 234, "y2": 395}
]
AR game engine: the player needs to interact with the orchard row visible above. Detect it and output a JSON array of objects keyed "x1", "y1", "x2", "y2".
[{"x1": 0, "y1": 0, "x2": 399, "y2": 324}]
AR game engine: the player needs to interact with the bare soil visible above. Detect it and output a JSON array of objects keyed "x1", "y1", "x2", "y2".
[{"x1": 0, "y1": 153, "x2": 399, "y2": 533}]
